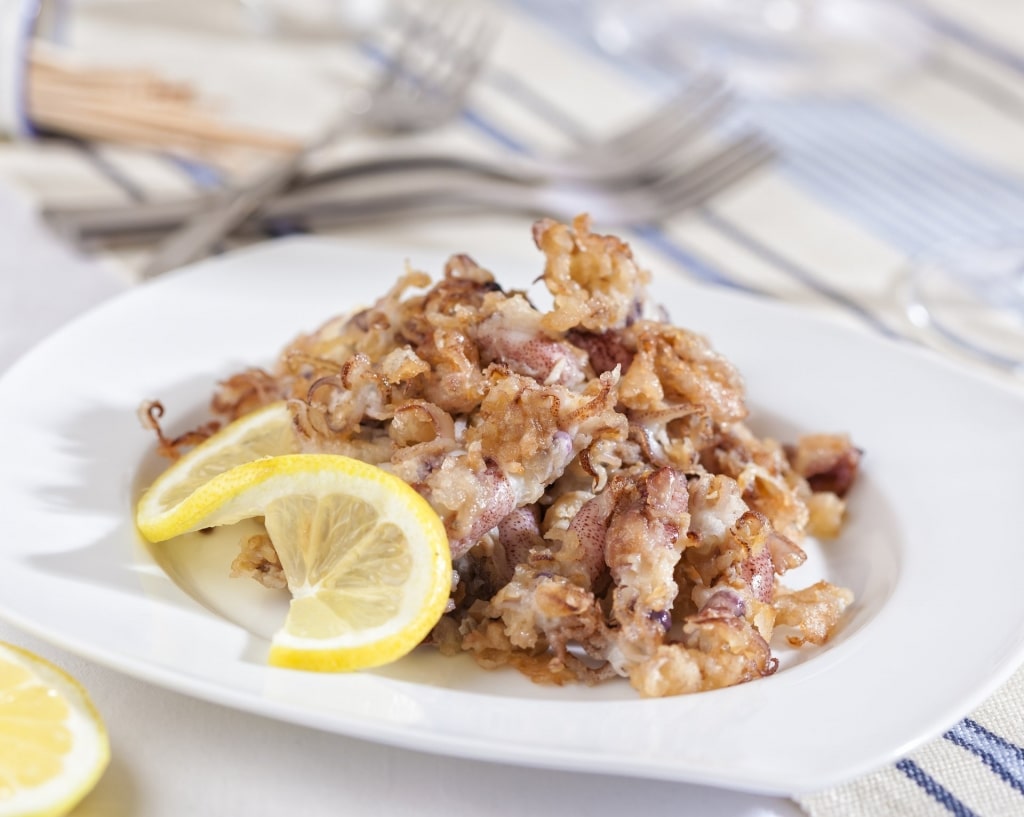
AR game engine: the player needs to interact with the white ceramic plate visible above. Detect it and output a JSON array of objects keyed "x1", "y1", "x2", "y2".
[{"x1": 2, "y1": 237, "x2": 1023, "y2": 796}]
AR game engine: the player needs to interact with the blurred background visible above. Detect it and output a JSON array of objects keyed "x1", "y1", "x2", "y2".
[{"x1": 5, "y1": 0, "x2": 1022, "y2": 375}]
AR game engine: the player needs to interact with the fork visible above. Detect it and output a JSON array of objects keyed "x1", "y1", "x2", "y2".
[
  {"x1": 42, "y1": 80, "x2": 755, "y2": 245},
  {"x1": 298, "y1": 73, "x2": 736, "y2": 189},
  {"x1": 137, "y1": 1, "x2": 493, "y2": 279},
  {"x1": 48, "y1": 131, "x2": 773, "y2": 247},
  {"x1": 267, "y1": 133, "x2": 775, "y2": 229}
]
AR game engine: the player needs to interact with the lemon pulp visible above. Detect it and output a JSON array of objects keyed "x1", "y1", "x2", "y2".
[{"x1": 0, "y1": 643, "x2": 109, "y2": 817}]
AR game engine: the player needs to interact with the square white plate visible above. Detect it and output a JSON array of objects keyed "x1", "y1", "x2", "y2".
[{"x1": 2, "y1": 236, "x2": 1023, "y2": 795}]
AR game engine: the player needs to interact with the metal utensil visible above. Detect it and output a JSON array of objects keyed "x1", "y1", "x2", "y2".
[
  {"x1": 137, "y1": 1, "x2": 493, "y2": 278},
  {"x1": 45, "y1": 132, "x2": 773, "y2": 247}
]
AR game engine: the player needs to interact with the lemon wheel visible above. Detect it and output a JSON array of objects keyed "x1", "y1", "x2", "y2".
[
  {"x1": 0, "y1": 642, "x2": 109, "y2": 817},
  {"x1": 137, "y1": 452, "x2": 452, "y2": 672}
]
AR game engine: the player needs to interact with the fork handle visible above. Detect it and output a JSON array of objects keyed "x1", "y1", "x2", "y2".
[
  {"x1": 138, "y1": 151, "x2": 309, "y2": 279},
  {"x1": 138, "y1": 94, "x2": 369, "y2": 279}
]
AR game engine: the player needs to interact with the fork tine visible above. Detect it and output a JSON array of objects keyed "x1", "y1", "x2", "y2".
[
  {"x1": 391, "y1": 2, "x2": 491, "y2": 86},
  {"x1": 535, "y1": 75, "x2": 736, "y2": 183},
  {"x1": 368, "y1": 5, "x2": 433, "y2": 93},
  {"x1": 654, "y1": 135, "x2": 776, "y2": 211},
  {"x1": 575, "y1": 74, "x2": 727, "y2": 158},
  {"x1": 422, "y1": 20, "x2": 493, "y2": 115},
  {"x1": 603, "y1": 89, "x2": 735, "y2": 175}
]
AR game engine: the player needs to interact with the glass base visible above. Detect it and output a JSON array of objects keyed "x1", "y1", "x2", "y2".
[{"x1": 906, "y1": 237, "x2": 1024, "y2": 374}]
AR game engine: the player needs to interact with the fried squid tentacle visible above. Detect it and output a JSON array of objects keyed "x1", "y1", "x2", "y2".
[{"x1": 138, "y1": 400, "x2": 219, "y2": 459}]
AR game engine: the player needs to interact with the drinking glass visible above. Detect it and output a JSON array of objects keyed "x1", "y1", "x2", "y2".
[
  {"x1": 905, "y1": 235, "x2": 1024, "y2": 375},
  {"x1": 586, "y1": 0, "x2": 932, "y2": 96}
]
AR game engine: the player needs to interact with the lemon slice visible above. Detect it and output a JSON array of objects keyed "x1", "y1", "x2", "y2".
[
  {"x1": 137, "y1": 400, "x2": 298, "y2": 536},
  {"x1": 0, "y1": 642, "x2": 109, "y2": 817},
  {"x1": 136, "y1": 454, "x2": 452, "y2": 672}
]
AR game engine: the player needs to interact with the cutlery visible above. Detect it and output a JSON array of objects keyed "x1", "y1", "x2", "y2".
[
  {"x1": 44, "y1": 133, "x2": 775, "y2": 246},
  {"x1": 137, "y1": 1, "x2": 494, "y2": 279}
]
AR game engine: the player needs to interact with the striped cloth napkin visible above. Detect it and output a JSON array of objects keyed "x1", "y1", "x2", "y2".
[
  {"x1": 798, "y1": 665, "x2": 1024, "y2": 816},
  {"x1": 2, "y1": 1, "x2": 1024, "y2": 815}
]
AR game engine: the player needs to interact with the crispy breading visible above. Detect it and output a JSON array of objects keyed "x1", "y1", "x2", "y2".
[{"x1": 155, "y1": 217, "x2": 860, "y2": 697}]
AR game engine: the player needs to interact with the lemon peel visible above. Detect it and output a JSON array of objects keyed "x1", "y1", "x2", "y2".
[{"x1": 136, "y1": 400, "x2": 298, "y2": 538}]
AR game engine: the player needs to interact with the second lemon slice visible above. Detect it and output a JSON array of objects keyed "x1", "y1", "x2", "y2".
[
  {"x1": 137, "y1": 453, "x2": 452, "y2": 672},
  {"x1": 0, "y1": 642, "x2": 109, "y2": 817},
  {"x1": 136, "y1": 400, "x2": 298, "y2": 541}
]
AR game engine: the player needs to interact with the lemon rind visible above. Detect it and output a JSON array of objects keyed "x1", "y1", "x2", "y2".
[{"x1": 135, "y1": 400, "x2": 295, "y2": 531}]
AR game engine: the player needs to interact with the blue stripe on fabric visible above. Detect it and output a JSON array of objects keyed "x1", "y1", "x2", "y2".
[
  {"x1": 699, "y1": 209, "x2": 902, "y2": 338},
  {"x1": 629, "y1": 224, "x2": 759, "y2": 293},
  {"x1": 743, "y1": 97, "x2": 1024, "y2": 260},
  {"x1": 945, "y1": 718, "x2": 1024, "y2": 795},
  {"x1": 461, "y1": 108, "x2": 530, "y2": 153},
  {"x1": 262, "y1": 218, "x2": 310, "y2": 237},
  {"x1": 896, "y1": 759, "x2": 980, "y2": 817},
  {"x1": 900, "y1": 0, "x2": 1024, "y2": 79},
  {"x1": 163, "y1": 155, "x2": 227, "y2": 190},
  {"x1": 507, "y1": 0, "x2": 1024, "y2": 258}
]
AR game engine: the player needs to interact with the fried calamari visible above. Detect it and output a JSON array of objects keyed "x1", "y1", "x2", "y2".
[{"x1": 148, "y1": 214, "x2": 858, "y2": 696}]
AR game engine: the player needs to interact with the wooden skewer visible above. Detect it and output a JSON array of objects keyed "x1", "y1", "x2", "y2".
[
  {"x1": 32, "y1": 99, "x2": 303, "y2": 153},
  {"x1": 29, "y1": 45, "x2": 195, "y2": 102},
  {"x1": 23, "y1": 46, "x2": 301, "y2": 154}
]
